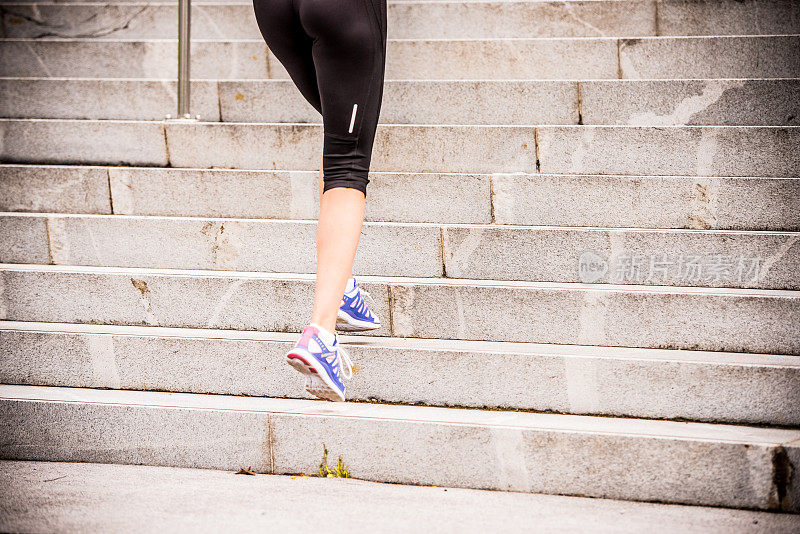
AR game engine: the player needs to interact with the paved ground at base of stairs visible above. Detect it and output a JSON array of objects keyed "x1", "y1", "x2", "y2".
[{"x1": 1, "y1": 460, "x2": 798, "y2": 533}]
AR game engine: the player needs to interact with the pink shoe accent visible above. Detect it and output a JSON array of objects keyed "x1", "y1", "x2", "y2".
[{"x1": 297, "y1": 325, "x2": 318, "y2": 349}]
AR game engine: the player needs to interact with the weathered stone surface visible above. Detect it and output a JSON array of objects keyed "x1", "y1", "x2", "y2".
[
  {"x1": 387, "y1": 37, "x2": 618, "y2": 79},
  {"x1": 658, "y1": 0, "x2": 800, "y2": 37},
  {"x1": 7, "y1": 213, "x2": 797, "y2": 289},
  {"x1": 0, "y1": 394, "x2": 271, "y2": 471},
  {"x1": 0, "y1": 78, "x2": 220, "y2": 121},
  {"x1": 785, "y1": 441, "x2": 800, "y2": 513},
  {"x1": 537, "y1": 126, "x2": 800, "y2": 177},
  {"x1": 1, "y1": 266, "x2": 797, "y2": 353},
  {"x1": 165, "y1": 121, "x2": 321, "y2": 170},
  {"x1": 0, "y1": 214, "x2": 443, "y2": 277},
  {"x1": 220, "y1": 80, "x2": 579, "y2": 125},
  {"x1": 0, "y1": 1, "x2": 657, "y2": 40},
  {"x1": 0, "y1": 266, "x2": 392, "y2": 337},
  {"x1": 580, "y1": 79, "x2": 800, "y2": 126},
  {"x1": 8, "y1": 77, "x2": 799, "y2": 126},
  {"x1": 0, "y1": 39, "x2": 269, "y2": 79},
  {"x1": 0, "y1": 164, "x2": 111, "y2": 214},
  {"x1": 491, "y1": 174, "x2": 800, "y2": 231},
  {"x1": 619, "y1": 36, "x2": 800, "y2": 79},
  {"x1": 2, "y1": 323, "x2": 798, "y2": 425},
  {"x1": 165, "y1": 122, "x2": 536, "y2": 174},
  {"x1": 388, "y1": 280, "x2": 800, "y2": 354},
  {"x1": 0, "y1": 3, "x2": 264, "y2": 40},
  {"x1": 270, "y1": 412, "x2": 779, "y2": 508},
  {"x1": 0, "y1": 38, "x2": 618, "y2": 80},
  {"x1": 5, "y1": 35, "x2": 795, "y2": 80},
  {"x1": 4, "y1": 460, "x2": 798, "y2": 534},
  {"x1": 0, "y1": 215, "x2": 48, "y2": 264},
  {"x1": 108, "y1": 167, "x2": 492, "y2": 224},
  {"x1": 4, "y1": 385, "x2": 798, "y2": 510},
  {"x1": 389, "y1": 0, "x2": 656, "y2": 38},
  {"x1": 443, "y1": 225, "x2": 800, "y2": 289},
  {"x1": 7, "y1": 76, "x2": 796, "y2": 126},
  {"x1": 0, "y1": 119, "x2": 168, "y2": 166},
  {"x1": 1, "y1": 0, "x2": 798, "y2": 517},
  {"x1": 365, "y1": 172, "x2": 492, "y2": 223}
]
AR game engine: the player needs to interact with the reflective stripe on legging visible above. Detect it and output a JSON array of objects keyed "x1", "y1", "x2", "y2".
[{"x1": 252, "y1": 0, "x2": 388, "y2": 195}]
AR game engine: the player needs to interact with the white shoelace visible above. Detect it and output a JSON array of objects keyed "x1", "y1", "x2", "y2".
[
  {"x1": 357, "y1": 287, "x2": 375, "y2": 317},
  {"x1": 336, "y1": 344, "x2": 354, "y2": 380}
]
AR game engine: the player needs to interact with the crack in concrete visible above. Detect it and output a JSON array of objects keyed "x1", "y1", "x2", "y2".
[
  {"x1": 46, "y1": 216, "x2": 70, "y2": 265},
  {"x1": 194, "y1": 5, "x2": 226, "y2": 40},
  {"x1": 210, "y1": 221, "x2": 241, "y2": 271},
  {"x1": 688, "y1": 177, "x2": 719, "y2": 230},
  {"x1": 0, "y1": 270, "x2": 7, "y2": 320},
  {"x1": 105, "y1": 168, "x2": 115, "y2": 215},
  {"x1": 2, "y1": 5, "x2": 148, "y2": 39},
  {"x1": 388, "y1": 284, "x2": 414, "y2": 338},
  {"x1": 206, "y1": 278, "x2": 246, "y2": 328},
  {"x1": 560, "y1": 1, "x2": 607, "y2": 37},
  {"x1": 162, "y1": 122, "x2": 171, "y2": 167},
  {"x1": 21, "y1": 41, "x2": 52, "y2": 77},
  {"x1": 771, "y1": 446, "x2": 792, "y2": 511},
  {"x1": 130, "y1": 278, "x2": 158, "y2": 326},
  {"x1": 439, "y1": 227, "x2": 447, "y2": 277},
  {"x1": 756, "y1": 234, "x2": 799, "y2": 284}
]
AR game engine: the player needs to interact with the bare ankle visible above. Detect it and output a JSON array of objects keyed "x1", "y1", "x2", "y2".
[{"x1": 311, "y1": 314, "x2": 337, "y2": 335}]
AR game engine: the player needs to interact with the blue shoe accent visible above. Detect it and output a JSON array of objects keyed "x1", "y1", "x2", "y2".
[
  {"x1": 286, "y1": 325, "x2": 353, "y2": 402},
  {"x1": 337, "y1": 277, "x2": 381, "y2": 331}
]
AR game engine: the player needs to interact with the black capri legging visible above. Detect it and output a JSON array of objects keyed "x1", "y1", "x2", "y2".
[{"x1": 252, "y1": 0, "x2": 388, "y2": 195}]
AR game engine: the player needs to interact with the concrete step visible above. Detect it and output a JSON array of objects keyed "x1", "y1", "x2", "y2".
[
  {"x1": 5, "y1": 461, "x2": 798, "y2": 534},
  {"x1": 2, "y1": 36, "x2": 798, "y2": 80},
  {"x1": 2, "y1": 384, "x2": 799, "y2": 511},
  {"x1": 1, "y1": 264, "x2": 798, "y2": 354},
  {"x1": 0, "y1": 165, "x2": 497, "y2": 225},
  {"x1": 3, "y1": 165, "x2": 799, "y2": 231},
  {"x1": 2, "y1": 213, "x2": 798, "y2": 289},
  {"x1": 3, "y1": 77, "x2": 799, "y2": 126},
  {"x1": 2, "y1": 1, "x2": 797, "y2": 39},
  {"x1": 492, "y1": 173, "x2": 800, "y2": 231},
  {"x1": 2, "y1": 120, "x2": 798, "y2": 177},
  {"x1": 2, "y1": 321, "x2": 798, "y2": 425},
  {"x1": 0, "y1": 1, "x2": 656, "y2": 40}
]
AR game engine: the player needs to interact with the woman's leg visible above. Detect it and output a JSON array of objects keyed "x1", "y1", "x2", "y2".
[
  {"x1": 255, "y1": 0, "x2": 386, "y2": 401},
  {"x1": 302, "y1": 0, "x2": 387, "y2": 333},
  {"x1": 311, "y1": 189, "x2": 365, "y2": 333}
]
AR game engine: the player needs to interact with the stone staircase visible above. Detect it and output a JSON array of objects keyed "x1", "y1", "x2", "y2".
[{"x1": 1, "y1": 0, "x2": 799, "y2": 515}]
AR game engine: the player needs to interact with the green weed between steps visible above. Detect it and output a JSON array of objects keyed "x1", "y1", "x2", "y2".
[{"x1": 308, "y1": 444, "x2": 350, "y2": 478}]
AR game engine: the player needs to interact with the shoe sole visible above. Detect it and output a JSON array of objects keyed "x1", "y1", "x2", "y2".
[
  {"x1": 285, "y1": 347, "x2": 345, "y2": 402},
  {"x1": 305, "y1": 375, "x2": 340, "y2": 402},
  {"x1": 336, "y1": 309, "x2": 381, "y2": 332}
]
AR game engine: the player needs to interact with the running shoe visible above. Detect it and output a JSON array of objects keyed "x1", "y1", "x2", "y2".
[
  {"x1": 286, "y1": 324, "x2": 353, "y2": 402},
  {"x1": 337, "y1": 277, "x2": 381, "y2": 331}
]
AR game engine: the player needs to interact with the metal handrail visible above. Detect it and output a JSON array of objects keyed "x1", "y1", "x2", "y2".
[
  {"x1": 168, "y1": 0, "x2": 197, "y2": 121},
  {"x1": 177, "y1": 0, "x2": 191, "y2": 118}
]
